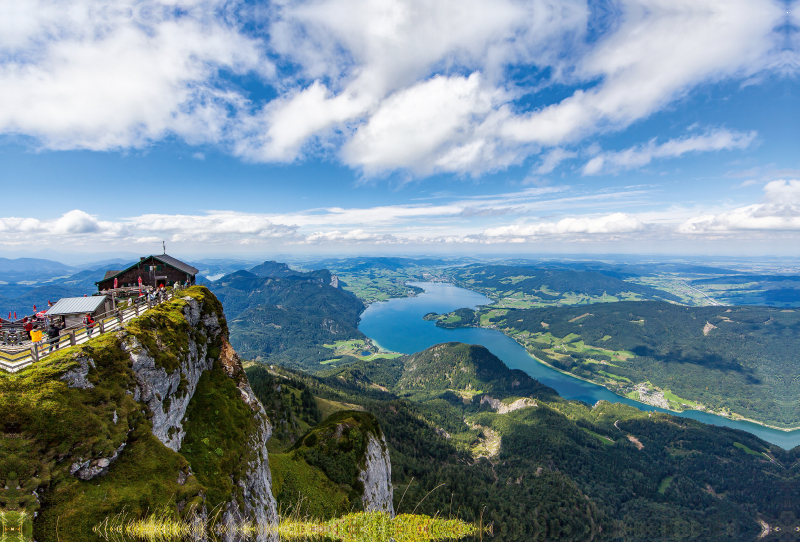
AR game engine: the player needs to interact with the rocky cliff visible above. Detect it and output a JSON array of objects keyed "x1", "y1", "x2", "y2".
[
  {"x1": 272, "y1": 410, "x2": 394, "y2": 518},
  {"x1": 358, "y1": 430, "x2": 394, "y2": 516},
  {"x1": 0, "y1": 286, "x2": 277, "y2": 542}
]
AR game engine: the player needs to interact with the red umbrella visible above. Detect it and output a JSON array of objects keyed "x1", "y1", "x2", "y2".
[
  {"x1": 33, "y1": 304, "x2": 37, "y2": 312},
  {"x1": 7, "y1": 312, "x2": 10, "y2": 319},
  {"x1": 114, "y1": 277, "x2": 118, "y2": 289},
  {"x1": 138, "y1": 276, "x2": 143, "y2": 287},
  {"x1": 13, "y1": 312, "x2": 17, "y2": 320}
]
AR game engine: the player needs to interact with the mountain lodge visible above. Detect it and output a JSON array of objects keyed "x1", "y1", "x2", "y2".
[{"x1": 96, "y1": 254, "x2": 199, "y2": 291}]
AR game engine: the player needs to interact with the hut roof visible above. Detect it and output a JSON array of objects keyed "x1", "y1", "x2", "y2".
[
  {"x1": 153, "y1": 254, "x2": 199, "y2": 275},
  {"x1": 96, "y1": 254, "x2": 199, "y2": 285},
  {"x1": 46, "y1": 295, "x2": 107, "y2": 316}
]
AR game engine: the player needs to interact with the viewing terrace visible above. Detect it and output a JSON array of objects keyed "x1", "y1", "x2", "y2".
[{"x1": 0, "y1": 285, "x2": 186, "y2": 373}]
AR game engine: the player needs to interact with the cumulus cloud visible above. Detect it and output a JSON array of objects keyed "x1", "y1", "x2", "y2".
[
  {"x1": 532, "y1": 147, "x2": 578, "y2": 175},
  {"x1": 0, "y1": 0, "x2": 788, "y2": 175},
  {"x1": 582, "y1": 128, "x2": 757, "y2": 175},
  {"x1": 481, "y1": 212, "x2": 644, "y2": 240},
  {"x1": 0, "y1": 209, "x2": 118, "y2": 245},
  {"x1": 501, "y1": 0, "x2": 785, "y2": 147},
  {"x1": 0, "y1": 0, "x2": 268, "y2": 150},
  {"x1": 341, "y1": 73, "x2": 518, "y2": 175},
  {"x1": 0, "y1": 209, "x2": 300, "y2": 246},
  {"x1": 128, "y1": 212, "x2": 301, "y2": 243},
  {"x1": 679, "y1": 180, "x2": 800, "y2": 233}
]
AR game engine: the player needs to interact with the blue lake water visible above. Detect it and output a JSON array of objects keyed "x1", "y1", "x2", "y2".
[{"x1": 358, "y1": 282, "x2": 800, "y2": 449}]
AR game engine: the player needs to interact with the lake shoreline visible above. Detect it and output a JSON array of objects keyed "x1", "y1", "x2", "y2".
[
  {"x1": 359, "y1": 281, "x2": 800, "y2": 448},
  {"x1": 424, "y1": 295, "x2": 800, "y2": 433}
]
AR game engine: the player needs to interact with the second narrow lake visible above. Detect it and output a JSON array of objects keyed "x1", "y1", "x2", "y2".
[{"x1": 358, "y1": 282, "x2": 799, "y2": 449}]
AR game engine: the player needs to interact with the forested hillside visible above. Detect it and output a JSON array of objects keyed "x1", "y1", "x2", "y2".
[
  {"x1": 445, "y1": 265, "x2": 680, "y2": 307},
  {"x1": 246, "y1": 342, "x2": 797, "y2": 541},
  {"x1": 473, "y1": 301, "x2": 800, "y2": 428},
  {"x1": 207, "y1": 269, "x2": 366, "y2": 369}
]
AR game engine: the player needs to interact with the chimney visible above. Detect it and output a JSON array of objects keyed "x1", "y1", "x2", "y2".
[{"x1": 140, "y1": 257, "x2": 146, "y2": 262}]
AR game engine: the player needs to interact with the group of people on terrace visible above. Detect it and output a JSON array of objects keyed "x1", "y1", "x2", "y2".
[
  {"x1": 0, "y1": 281, "x2": 183, "y2": 353},
  {"x1": 0, "y1": 313, "x2": 93, "y2": 352}
]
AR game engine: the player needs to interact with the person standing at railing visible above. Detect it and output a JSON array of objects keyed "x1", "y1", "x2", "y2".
[
  {"x1": 23, "y1": 318, "x2": 34, "y2": 341},
  {"x1": 84, "y1": 314, "x2": 96, "y2": 338},
  {"x1": 47, "y1": 321, "x2": 62, "y2": 353}
]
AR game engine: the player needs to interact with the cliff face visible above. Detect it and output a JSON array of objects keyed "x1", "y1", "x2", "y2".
[
  {"x1": 1, "y1": 286, "x2": 278, "y2": 542},
  {"x1": 216, "y1": 340, "x2": 278, "y2": 528},
  {"x1": 358, "y1": 431, "x2": 394, "y2": 516},
  {"x1": 274, "y1": 410, "x2": 394, "y2": 518}
]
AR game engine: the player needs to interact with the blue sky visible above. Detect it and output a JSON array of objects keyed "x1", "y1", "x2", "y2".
[{"x1": 0, "y1": 0, "x2": 799, "y2": 257}]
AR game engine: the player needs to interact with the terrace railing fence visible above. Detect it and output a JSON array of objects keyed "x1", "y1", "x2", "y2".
[{"x1": 0, "y1": 285, "x2": 187, "y2": 373}]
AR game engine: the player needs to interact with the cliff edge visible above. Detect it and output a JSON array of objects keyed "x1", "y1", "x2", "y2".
[{"x1": 0, "y1": 286, "x2": 277, "y2": 542}]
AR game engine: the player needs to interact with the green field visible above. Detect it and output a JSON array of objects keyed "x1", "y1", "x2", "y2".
[
  {"x1": 581, "y1": 427, "x2": 615, "y2": 445},
  {"x1": 658, "y1": 476, "x2": 674, "y2": 494},
  {"x1": 481, "y1": 301, "x2": 800, "y2": 428},
  {"x1": 733, "y1": 442, "x2": 765, "y2": 457}
]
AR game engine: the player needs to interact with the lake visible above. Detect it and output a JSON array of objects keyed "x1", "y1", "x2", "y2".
[{"x1": 358, "y1": 281, "x2": 800, "y2": 449}]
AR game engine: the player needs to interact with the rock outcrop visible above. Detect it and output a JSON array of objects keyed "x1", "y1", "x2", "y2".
[
  {"x1": 287, "y1": 410, "x2": 394, "y2": 517},
  {"x1": 59, "y1": 356, "x2": 95, "y2": 389},
  {"x1": 358, "y1": 431, "x2": 394, "y2": 516},
  {"x1": 479, "y1": 395, "x2": 537, "y2": 414},
  {"x1": 39, "y1": 287, "x2": 278, "y2": 534},
  {"x1": 217, "y1": 340, "x2": 278, "y2": 528},
  {"x1": 121, "y1": 296, "x2": 221, "y2": 451}
]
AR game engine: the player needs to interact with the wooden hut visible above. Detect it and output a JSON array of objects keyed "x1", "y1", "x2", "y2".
[
  {"x1": 45, "y1": 295, "x2": 111, "y2": 328},
  {"x1": 96, "y1": 254, "x2": 199, "y2": 291}
]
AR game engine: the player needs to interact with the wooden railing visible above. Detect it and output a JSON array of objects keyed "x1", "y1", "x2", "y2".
[{"x1": 0, "y1": 286, "x2": 187, "y2": 373}]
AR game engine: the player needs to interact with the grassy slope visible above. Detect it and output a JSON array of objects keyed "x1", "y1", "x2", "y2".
[
  {"x1": 483, "y1": 301, "x2": 800, "y2": 427},
  {"x1": 208, "y1": 271, "x2": 366, "y2": 369},
  {"x1": 0, "y1": 287, "x2": 269, "y2": 542},
  {"x1": 255, "y1": 343, "x2": 797, "y2": 541},
  {"x1": 446, "y1": 265, "x2": 680, "y2": 307}
]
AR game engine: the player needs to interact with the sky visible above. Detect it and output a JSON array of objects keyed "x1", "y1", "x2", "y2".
[{"x1": 0, "y1": 0, "x2": 799, "y2": 258}]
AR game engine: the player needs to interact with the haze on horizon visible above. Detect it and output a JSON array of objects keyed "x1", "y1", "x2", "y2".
[{"x1": 1, "y1": 0, "x2": 799, "y2": 257}]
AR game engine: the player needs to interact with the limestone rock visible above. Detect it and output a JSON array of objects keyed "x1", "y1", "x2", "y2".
[
  {"x1": 60, "y1": 356, "x2": 96, "y2": 389},
  {"x1": 358, "y1": 431, "x2": 394, "y2": 516}
]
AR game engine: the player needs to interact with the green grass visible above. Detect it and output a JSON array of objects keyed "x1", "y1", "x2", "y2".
[
  {"x1": 658, "y1": 476, "x2": 674, "y2": 494},
  {"x1": 580, "y1": 428, "x2": 614, "y2": 445},
  {"x1": 597, "y1": 370, "x2": 632, "y2": 383},
  {"x1": 663, "y1": 390, "x2": 700, "y2": 409},
  {"x1": 323, "y1": 339, "x2": 366, "y2": 349},
  {"x1": 95, "y1": 510, "x2": 478, "y2": 542},
  {"x1": 269, "y1": 452, "x2": 352, "y2": 519},
  {"x1": 733, "y1": 442, "x2": 764, "y2": 456},
  {"x1": 315, "y1": 397, "x2": 364, "y2": 420}
]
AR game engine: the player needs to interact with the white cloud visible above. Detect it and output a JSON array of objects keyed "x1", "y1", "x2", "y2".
[
  {"x1": 51, "y1": 210, "x2": 102, "y2": 234},
  {"x1": 582, "y1": 128, "x2": 757, "y2": 175},
  {"x1": 501, "y1": 0, "x2": 785, "y2": 146},
  {"x1": 0, "y1": 209, "x2": 119, "y2": 245},
  {"x1": 679, "y1": 180, "x2": 800, "y2": 233},
  {"x1": 481, "y1": 212, "x2": 644, "y2": 239},
  {"x1": 305, "y1": 229, "x2": 397, "y2": 244},
  {"x1": 128, "y1": 212, "x2": 301, "y2": 243},
  {"x1": 0, "y1": 0, "x2": 268, "y2": 150},
  {"x1": 7, "y1": 180, "x2": 800, "y2": 249},
  {"x1": 533, "y1": 147, "x2": 577, "y2": 175},
  {"x1": 341, "y1": 73, "x2": 517, "y2": 175},
  {"x1": 1, "y1": 0, "x2": 784, "y2": 175}
]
